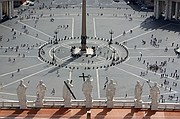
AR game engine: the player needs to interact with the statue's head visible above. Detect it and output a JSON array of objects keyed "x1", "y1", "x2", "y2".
[
  {"x1": 87, "y1": 75, "x2": 93, "y2": 82},
  {"x1": 39, "y1": 80, "x2": 43, "y2": 84},
  {"x1": 110, "y1": 79, "x2": 114, "y2": 84},
  {"x1": 87, "y1": 78, "x2": 91, "y2": 82},
  {"x1": 137, "y1": 80, "x2": 140, "y2": 84},
  {"x1": 20, "y1": 79, "x2": 24, "y2": 84},
  {"x1": 88, "y1": 75, "x2": 91, "y2": 79},
  {"x1": 154, "y1": 82, "x2": 157, "y2": 86},
  {"x1": 67, "y1": 79, "x2": 70, "y2": 83}
]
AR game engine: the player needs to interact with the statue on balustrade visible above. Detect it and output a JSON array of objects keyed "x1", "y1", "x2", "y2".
[
  {"x1": 150, "y1": 82, "x2": 160, "y2": 105},
  {"x1": 17, "y1": 80, "x2": 27, "y2": 109},
  {"x1": 106, "y1": 79, "x2": 116, "y2": 102},
  {"x1": 134, "y1": 80, "x2": 143, "y2": 103},
  {"x1": 106, "y1": 79, "x2": 116, "y2": 108},
  {"x1": 82, "y1": 75, "x2": 93, "y2": 107},
  {"x1": 63, "y1": 79, "x2": 73, "y2": 107},
  {"x1": 35, "y1": 80, "x2": 46, "y2": 107}
]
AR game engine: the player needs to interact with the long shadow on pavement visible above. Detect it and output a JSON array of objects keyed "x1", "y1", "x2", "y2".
[
  {"x1": 140, "y1": 18, "x2": 180, "y2": 32},
  {"x1": 94, "y1": 108, "x2": 112, "y2": 119},
  {"x1": 50, "y1": 108, "x2": 70, "y2": 118},
  {"x1": 69, "y1": 108, "x2": 90, "y2": 119},
  {"x1": 47, "y1": 56, "x2": 80, "y2": 74},
  {"x1": 142, "y1": 109, "x2": 157, "y2": 119},
  {"x1": 124, "y1": 107, "x2": 141, "y2": 119},
  {"x1": 24, "y1": 108, "x2": 40, "y2": 118},
  {"x1": 2, "y1": 109, "x2": 24, "y2": 119}
]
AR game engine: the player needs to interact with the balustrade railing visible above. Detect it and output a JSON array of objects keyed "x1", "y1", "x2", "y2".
[{"x1": 0, "y1": 100, "x2": 180, "y2": 110}]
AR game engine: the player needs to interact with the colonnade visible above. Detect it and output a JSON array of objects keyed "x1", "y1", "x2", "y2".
[
  {"x1": 154, "y1": 0, "x2": 180, "y2": 20},
  {"x1": 0, "y1": 0, "x2": 14, "y2": 21},
  {"x1": 0, "y1": 0, "x2": 180, "y2": 22}
]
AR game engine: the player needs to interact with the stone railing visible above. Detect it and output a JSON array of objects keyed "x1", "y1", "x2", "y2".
[{"x1": 0, "y1": 100, "x2": 180, "y2": 110}]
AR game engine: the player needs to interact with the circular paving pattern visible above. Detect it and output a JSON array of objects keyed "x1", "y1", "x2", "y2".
[{"x1": 38, "y1": 36, "x2": 128, "y2": 69}]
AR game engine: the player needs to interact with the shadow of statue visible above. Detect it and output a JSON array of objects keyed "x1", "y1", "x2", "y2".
[
  {"x1": 142, "y1": 109, "x2": 157, "y2": 119},
  {"x1": 2, "y1": 109, "x2": 24, "y2": 119},
  {"x1": 124, "y1": 107, "x2": 141, "y2": 119},
  {"x1": 94, "y1": 108, "x2": 112, "y2": 119},
  {"x1": 69, "y1": 108, "x2": 90, "y2": 119},
  {"x1": 50, "y1": 108, "x2": 70, "y2": 118},
  {"x1": 24, "y1": 108, "x2": 40, "y2": 118}
]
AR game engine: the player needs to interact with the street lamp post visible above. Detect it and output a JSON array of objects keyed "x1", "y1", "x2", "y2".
[
  {"x1": 112, "y1": 49, "x2": 116, "y2": 61},
  {"x1": 109, "y1": 30, "x2": 114, "y2": 46},
  {"x1": 54, "y1": 30, "x2": 58, "y2": 44}
]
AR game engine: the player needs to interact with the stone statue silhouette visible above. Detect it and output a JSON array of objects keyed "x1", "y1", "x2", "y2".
[
  {"x1": 106, "y1": 79, "x2": 116, "y2": 101},
  {"x1": 150, "y1": 82, "x2": 160, "y2": 105},
  {"x1": 35, "y1": 80, "x2": 46, "y2": 106},
  {"x1": 17, "y1": 80, "x2": 27, "y2": 109},
  {"x1": 82, "y1": 76, "x2": 93, "y2": 102},
  {"x1": 134, "y1": 80, "x2": 143, "y2": 102}
]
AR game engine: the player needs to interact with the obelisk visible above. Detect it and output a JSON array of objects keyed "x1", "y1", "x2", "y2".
[{"x1": 81, "y1": 0, "x2": 87, "y2": 52}]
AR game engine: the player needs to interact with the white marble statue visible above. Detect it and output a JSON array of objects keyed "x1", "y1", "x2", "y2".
[
  {"x1": 82, "y1": 75, "x2": 93, "y2": 105},
  {"x1": 150, "y1": 82, "x2": 160, "y2": 105},
  {"x1": 106, "y1": 79, "x2": 116, "y2": 108},
  {"x1": 63, "y1": 79, "x2": 73, "y2": 107},
  {"x1": 134, "y1": 80, "x2": 143, "y2": 102},
  {"x1": 17, "y1": 80, "x2": 27, "y2": 109},
  {"x1": 106, "y1": 79, "x2": 116, "y2": 102},
  {"x1": 35, "y1": 80, "x2": 46, "y2": 106}
]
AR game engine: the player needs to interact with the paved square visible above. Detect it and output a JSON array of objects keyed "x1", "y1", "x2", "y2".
[{"x1": 0, "y1": 0, "x2": 180, "y2": 104}]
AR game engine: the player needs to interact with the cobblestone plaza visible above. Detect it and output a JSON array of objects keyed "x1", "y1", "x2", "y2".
[{"x1": 0, "y1": 0, "x2": 180, "y2": 105}]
